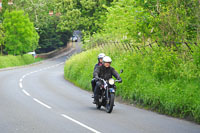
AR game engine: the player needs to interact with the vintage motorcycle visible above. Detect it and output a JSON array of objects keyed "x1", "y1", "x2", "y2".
[{"x1": 94, "y1": 70, "x2": 123, "y2": 113}]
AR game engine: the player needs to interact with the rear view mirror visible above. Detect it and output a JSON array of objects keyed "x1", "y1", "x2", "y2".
[{"x1": 120, "y1": 69, "x2": 123, "y2": 74}]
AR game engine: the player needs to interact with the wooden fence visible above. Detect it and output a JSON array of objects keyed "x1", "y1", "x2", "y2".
[{"x1": 91, "y1": 41, "x2": 199, "y2": 53}]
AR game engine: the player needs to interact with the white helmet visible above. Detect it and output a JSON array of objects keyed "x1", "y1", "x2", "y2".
[
  {"x1": 98, "y1": 53, "x2": 105, "y2": 59},
  {"x1": 103, "y1": 56, "x2": 112, "y2": 63}
]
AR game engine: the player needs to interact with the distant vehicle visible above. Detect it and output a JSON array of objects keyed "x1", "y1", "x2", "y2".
[
  {"x1": 27, "y1": 51, "x2": 37, "y2": 58},
  {"x1": 71, "y1": 36, "x2": 78, "y2": 42}
]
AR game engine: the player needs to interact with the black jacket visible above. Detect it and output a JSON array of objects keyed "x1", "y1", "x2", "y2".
[
  {"x1": 93, "y1": 65, "x2": 122, "y2": 81},
  {"x1": 94, "y1": 62, "x2": 103, "y2": 71}
]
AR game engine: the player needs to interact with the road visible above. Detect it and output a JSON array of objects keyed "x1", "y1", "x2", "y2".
[{"x1": 0, "y1": 42, "x2": 200, "y2": 133}]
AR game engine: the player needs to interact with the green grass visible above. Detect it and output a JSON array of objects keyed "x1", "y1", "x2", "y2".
[
  {"x1": 0, "y1": 54, "x2": 42, "y2": 69},
  {"x1": 64, "y1": 44, "x2": 200, "y2": 123}
]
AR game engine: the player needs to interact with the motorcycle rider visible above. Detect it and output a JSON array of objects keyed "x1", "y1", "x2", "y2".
[
  {"x1": 93, "y1": 56, "x2": 122, "y2": 104},
  {"x1": 91, "y1": 53, "x2": 106, "y2": 95},
  {"x1": 94, "y1": 53, "x2": 105, "y2": 70}
]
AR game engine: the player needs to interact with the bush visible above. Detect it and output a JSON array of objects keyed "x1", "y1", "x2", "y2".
[{"x1": 64, "y1": 43, "x2": 200, "y2": 123}]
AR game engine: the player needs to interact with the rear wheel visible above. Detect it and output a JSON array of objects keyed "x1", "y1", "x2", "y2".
[{"x1": 106, "y1": 93, "x2": 115, "y2": 113}]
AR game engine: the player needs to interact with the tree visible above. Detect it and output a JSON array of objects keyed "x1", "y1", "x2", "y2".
[
  {"x1": 88, "y1": 0, "x2": 200, "y2": 44},
  {"x1": 15, "y1": 0, "x2": 71, "y2": 53},
  {"x1": 0, "y1": 23, "x2": 5, "y2": 55},
  {"x1": 55, "y1": 0, "x2": 113, "y2": 34},
  {"x1": 3, "y1": 10, "x2": 39, "y2": 55},
  {"x1": 134, "y1": 0, "x2": 200, "y2": 43},
  {"x1": 36, "y1": 15, "x2": 70, "y2": 53}
]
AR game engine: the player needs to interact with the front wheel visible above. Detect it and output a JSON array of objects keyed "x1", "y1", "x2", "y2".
[
  {"x1": 106, "y1": 93, "x2": 115, "y2": 113},
  {"x1": 96, "y1": 95, "x2": 101, "y2": 109}
]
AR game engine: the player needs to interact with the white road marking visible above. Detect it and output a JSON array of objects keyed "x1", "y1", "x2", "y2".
[
  {"x1": 19, "y1": 61, "x2": 68, "y2": 110},
  {"x1": 19, "y1": 82, "x2": 23, "y2": 88},
  {"x1": 28, "y1": 72, "x2": 32, "y2": 75},
  {"x1": 33, "y1": 98, "x2": 52, "y2": 109},
  {"x1": 22, "y1": 89, "x2": 31, "y2": 96},
  {"x1": 61, "y1": 114, "x2": 101, "y2": 133}
]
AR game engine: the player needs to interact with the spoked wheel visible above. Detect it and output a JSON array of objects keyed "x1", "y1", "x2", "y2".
[{"x1": 106, "y1": 93, "x2": 115, "y2": 113}]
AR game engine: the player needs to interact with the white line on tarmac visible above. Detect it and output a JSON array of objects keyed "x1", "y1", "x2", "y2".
[
  {"x1": 19, "y1": 61, "x2": 68, "y2": 110},
  {"x1": 19, "y1": 82, "x2": 23, "y2": 88},
  {"x1": 33, "y1": 98, "x2": 52, "y2": 109},
  {"x1": 22, "y1": 89, "x2": 31, "y2": 96},
  {"x1": 61, "y1": 114, "x2": 101, "y2": 133}
]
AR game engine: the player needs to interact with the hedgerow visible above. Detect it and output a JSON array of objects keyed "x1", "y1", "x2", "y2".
[{"x1": 64, "y1": 44, "x2": 200, "y2": 123}]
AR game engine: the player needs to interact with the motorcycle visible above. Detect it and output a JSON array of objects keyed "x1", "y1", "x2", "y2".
[{"x1": 94, "y1": 70, "x2": 123, "y2": 113}]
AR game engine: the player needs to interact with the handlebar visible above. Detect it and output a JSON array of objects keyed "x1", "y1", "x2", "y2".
[
  {"x1": 95, "y1": 78, "x2": 122, "y2": 83},
  {"x1": 115, "y1": 80, "x2": 122, "y2": 83}
]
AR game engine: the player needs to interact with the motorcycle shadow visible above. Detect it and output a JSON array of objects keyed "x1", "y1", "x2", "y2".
[
  {"x1": 88, "y1": 106, "x2": 117, "y2": 114},
  {"x1": 88, "y1": 106, "x2": 106, "y2": 112}
]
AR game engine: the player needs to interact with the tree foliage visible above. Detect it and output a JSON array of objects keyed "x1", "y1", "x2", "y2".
[
  {"x1": 55, "y1": 0, "x2": 113, "y2": 34},
  {"x1": 0, "y1": 0, "x2": 71, "y2": 54},
  {"x1": 85, "y1": 0, "x2": 200, "y2": 44},
  {"x1": 3, "y1": 10, "x2": 39, "y2": 55},
  {"x1": 0, "y1": 23, "x2": 5, "y2": 55},
  {"x1": 36, "y1": 15, "x2": 71, "y2": 53},
  {"x1": 0, "y1": 0, "x2": 199, "y2": 54}
]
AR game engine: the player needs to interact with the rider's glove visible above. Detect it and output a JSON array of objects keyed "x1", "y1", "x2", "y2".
[{"x1": 118, "y1": 79, "x2": 122, "y2": 83}]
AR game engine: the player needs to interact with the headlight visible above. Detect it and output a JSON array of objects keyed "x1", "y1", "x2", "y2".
[{"x1": 108, "y1": 78, "x2": 115, "y2": 85}]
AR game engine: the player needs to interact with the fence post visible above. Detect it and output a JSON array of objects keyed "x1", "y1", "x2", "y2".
[
  {"x1": 164, "y1": 41, "x2": 168, "y2": 47},
  {"x1": 156, "y1": 40, "x2": 160, "y2": 47},
  {"x1": 131, "y1": 45, "x2": 137, "y2": 53},
  {"x1": 128, "y1": 43, "x2": 134, "y2": 52},
  {"x1": 143, "y1": 45, "x2": 148, "y2": 54},
  {"x1": 194, "y1": 42, "x2": 199, "y2": 47},
  {"x1": 125, "y1": 42, "x2": 132, "y2": 52},
  {"x1": 136, "y1": 46, "x2": 140, "y2": 51},
  {"x1": 173, "y1": 41, "x2": 178, "y2": 51},
  {"x1": 124, "y1": 42, "x2": 130, "y2": 51},
  {"x1": 121, "y1": 42, "x2": 127, "y2": 51},
  {"x1": 184, "y1": 42, "x2": 193, "y2": 52}
]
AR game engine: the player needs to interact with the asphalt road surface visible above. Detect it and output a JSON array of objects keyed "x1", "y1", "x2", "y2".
[{"x1": 0, "y1": 42, "x2": 200, "y2": 133}]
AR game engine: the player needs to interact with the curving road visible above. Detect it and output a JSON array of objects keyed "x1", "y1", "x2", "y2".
[{"x1": 0, "y1": 43, "x2": 200, "y2": 133}]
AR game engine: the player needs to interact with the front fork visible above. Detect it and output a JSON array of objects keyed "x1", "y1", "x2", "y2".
[{"x1": 106, "y1": 87, "x2": 115, "y2": 104}]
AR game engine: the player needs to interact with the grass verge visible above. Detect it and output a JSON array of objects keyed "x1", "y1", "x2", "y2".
[
  {"x1": 0, "y1": 54, "x2": 42, "y2": 69},
  {"x1": 64, "y1": 43, "x2": 200, "y2": 123}
]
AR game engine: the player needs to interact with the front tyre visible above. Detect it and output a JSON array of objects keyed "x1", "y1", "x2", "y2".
[
  {"x1": 96, "y1": 95, "x2": 101, "y2": 109},
  {"x1": 106, "y1": 93, "x2": 115, "y2": 113}
]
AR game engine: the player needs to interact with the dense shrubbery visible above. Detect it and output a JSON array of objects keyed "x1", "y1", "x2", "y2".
[
  {"x1": 64, "y1": 44, "x2": 200, "y2": 123},
  {"x1": 0, "y1": 54, "x2": 41, "y2": 69}
]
